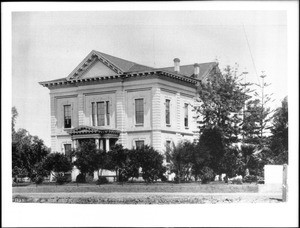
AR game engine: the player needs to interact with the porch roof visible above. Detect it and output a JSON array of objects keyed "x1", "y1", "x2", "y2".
[{"x1": 67, "y1": 125, "x2": 120, "y2": 136}]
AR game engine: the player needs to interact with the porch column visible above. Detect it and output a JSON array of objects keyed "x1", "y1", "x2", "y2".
[
  {"x1": 99, "y1": 139, "x2": 104, "y2": 150},
  {"x1": 105, "y1": 138, "x2": 110, "y2": 152},
  {"x1": 72, "y1": 139, "x2": 78, "y2": 150},
  {"x1": 95, "y1": 138, "x2": 100, "y2": 149}
]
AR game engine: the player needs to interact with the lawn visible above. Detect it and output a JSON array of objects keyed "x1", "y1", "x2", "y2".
[{"x1": 13, "y1": 181, "x2": 259, "y2": 194}]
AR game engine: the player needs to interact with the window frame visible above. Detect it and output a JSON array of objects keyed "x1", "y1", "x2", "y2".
[
  {"x1": 64, "y1": 105, "x2": 72, "y2": 129},
  {"x1": 184, "y1": 103, "x2": 189, "y2": 128},
  {"x1": 135, "y1": 98, "x2": 144, "y2": 125},
  {"x1": 165, "y1": 99, "x2": 171, "y2": 126}
]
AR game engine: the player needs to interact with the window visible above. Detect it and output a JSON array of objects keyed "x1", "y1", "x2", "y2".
[
  {"x1": 92, "y1": 101, "x2": 110, "y2": 126},
  {"x1": 106, "y1": 101, "x2": 110, "y2": 126},
  {"x1": 166, "y1": 140, "x2": 171, "y2": 162},
  {"x1": 64, "y1": 105, "x2": 71, "y2": 128},
  {"x1": 135, "y1": 140, "x2": 144, "y2": 149},
  {"x1": 97, "y1": 102, "x2": 105, "y2": 126},
  {"x1": 64, "y1": 144, "x2": 72, "y2": 162},
  {"x1": 184, "y1": 103, "x2": 188, "y2": 128},
  {"x1": 135, "y1": 98, "x2": 144, "y2": 124},
  {"x1": 165, "y1": 99, "x2": 170, "y2": 125},
  {"x1": 92, "y1": 102, "x2": 96, "y2": 126}
]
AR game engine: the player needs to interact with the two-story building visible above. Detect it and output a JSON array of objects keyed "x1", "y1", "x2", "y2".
[{"x1": 39, "y1": 50, "x2": 219, "y2": 181}]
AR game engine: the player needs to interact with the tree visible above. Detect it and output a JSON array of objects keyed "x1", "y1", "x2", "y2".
[
  {"x1": 43, "y1": 152, "x2": 73, "y2": 180},
  {"x1": 73, "y1": 139, "x2": 103, "y2": 182},
  {"x1": 270, "y1": 96, "x2": 288, "y2": 164},
  {"x1": 12, "y1": 106, "x2": 18, "y2": 133},
  {"x1": 107, "y1": 144, "x2": 132, "y2": 182},
  {"x1": 12, "y1": 128, "x2": 50, "y2": 180},
  {"x1": 137, "y1": 146, "x2": 166, "y2": 183},
  {"x1": 196, "y1": 66, "x2": 250, "y2": 145},
  {"x1": 168, "y1": 140, "x2": 195, "y2": 183}
]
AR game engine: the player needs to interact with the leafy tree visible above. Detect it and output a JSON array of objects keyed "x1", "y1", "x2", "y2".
[
  {"x1": 12, "y1": 106, "x2": 18, "y2": 133},
  {"x1": 43, "y1": 152, "x2": 73, "y2": 180},
  {"x1": 73, "y1": 139, "x2": 104, "y2": 182},
  {"x1": 12, "y1": 128, "x2": 49, "y2": 180},
  {"x1": 270, "y1": 96, "x2": 288, "y2": 164},
  {"x1": 107, "y1": 144, "x2": 132, "y2": 182},
  {"x1": 137, "y1": 146, "x2": 166, "y2": 183},
  {"x1": 199, "y1": 127, "x2": 225, "y2": 175},
  {"x1": 196, "y1": 66, "x2": 250, "y2": 145},
  {"x1": 168, "y1": 140, "x2": 195, "y2": 183}
]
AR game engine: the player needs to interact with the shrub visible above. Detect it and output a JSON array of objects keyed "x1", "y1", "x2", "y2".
[
  {"x1": 257, "y1": 176, "x2": 265, "y2": 184},
  {"x1": 243, "y1": 175, "x2": 257, "y2": 183},
  {"x1": 33, "y1": 175, "x2": 44, "y2": 184},
  {"x1": 231, "y1": 176, "x2": 243, "y2": 185},
  {"x1": 76, "y1": 173, "x2": 86, "y2": 183},
  {"x1": 56, "y1": 175, "x2": 68, "y2": 185},
  {"x1": 96, "y1": 176, "x2": 109, "y2": 185},
  {"x1": 200, "y1": 166, "x2": 214, "y2": 184}
]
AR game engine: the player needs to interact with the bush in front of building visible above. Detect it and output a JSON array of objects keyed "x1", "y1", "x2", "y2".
[
  {"x1": 137, "y1": 146, "x2": 167, "y2": 183},
  {"x1": 96, "y1": 176, "x2": 109, "y2": 185},
  {"x1": 76, "y1": 173, "x2": 86, "y2": 183},
  {"x1": 200, "y1": 166, "x2": 214, "y2": 184},
  {"x1": 243, "y1": 175, "x2": 258, "y2": 183},
  {"x1": 42, "y1": 152, "x2": 73, "y2": 184}
]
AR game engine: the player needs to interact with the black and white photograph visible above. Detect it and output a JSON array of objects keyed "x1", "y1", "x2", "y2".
[{"x1": 2, "y1": 1, "x2": 299, "y2": 227}]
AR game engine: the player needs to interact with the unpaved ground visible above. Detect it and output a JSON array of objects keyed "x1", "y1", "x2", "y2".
[{"x1": 12, "y1": 192, "x2": 282, "y2": 204}]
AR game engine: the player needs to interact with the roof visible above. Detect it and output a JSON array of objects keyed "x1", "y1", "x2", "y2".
[
  {"x1": 68, "y1": 125, "x2": 120, "y2": 135},
  {"x1": 94, "y1": 51, "x2": 155, "y2": 73},
  {"x1": 39, "y1": 50, "x2": 218, "y2": 88},
  {"x1": 158, "y1": 62, "x2": 218, "y2": 80}
]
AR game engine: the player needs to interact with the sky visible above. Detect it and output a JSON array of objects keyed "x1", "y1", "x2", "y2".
[{"x1": 11, "y1": 9, "x2": 289, "y2": 147}]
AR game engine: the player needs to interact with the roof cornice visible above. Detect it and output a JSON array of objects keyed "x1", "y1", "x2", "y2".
[{"x1": 39, "y1": 70, "x2": 198, "y2": 88}]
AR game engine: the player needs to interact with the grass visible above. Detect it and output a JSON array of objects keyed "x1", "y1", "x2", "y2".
[{"x1": 13, "y1": 181, "x2": 259, "y2": 194}]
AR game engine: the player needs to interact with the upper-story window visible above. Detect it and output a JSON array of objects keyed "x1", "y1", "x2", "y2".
[
  {"x1": 184, "y1": 103, "x2": 189, "y2": 128},
  {"x1": 64, "y1": 105, "x2": 72, "y2": 128},
  {"x1": 91, "y1": 101, "x2": 110, "y2": 126},
  {"x1": 165, "y1": 99, "x2": 170, "y2": 126},
  {"x1": 135, "y1": 98, "x2": 144, "y2": 125}
]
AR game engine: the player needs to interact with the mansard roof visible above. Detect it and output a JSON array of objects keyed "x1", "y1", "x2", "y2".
[{"x1": 39, "y1": 50, "x2": 218, "y2": 88}]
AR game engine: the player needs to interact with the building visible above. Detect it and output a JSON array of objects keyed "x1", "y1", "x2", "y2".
[{"x1": 39, "y1": 50, "x2": 219, "y2": 181}]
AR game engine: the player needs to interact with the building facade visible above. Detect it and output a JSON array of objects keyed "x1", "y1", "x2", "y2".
[{"x1": 40, "y1": 50, "x2": 219, "y2": 181}]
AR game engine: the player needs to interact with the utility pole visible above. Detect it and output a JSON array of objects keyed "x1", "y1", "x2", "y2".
[
  {"x1": 260, "y1": 72, "x2": 266, "y2": 139},
  {"x1": 241, "y1": 70, "x2": 248, "y2": 141}
]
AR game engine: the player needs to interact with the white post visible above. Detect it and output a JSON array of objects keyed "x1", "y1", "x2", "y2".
[
  {"x1": 99, "y1": 139, "x2": 104, "y2": 150},
  {"x1": 105, "y1": 138, "x2": 110, "y2": 152},
  {"x1": 282, "y1": 164, "x2": 288, "y2": 202},
  {"x1": 95, "y1": 138, "x2": 100, "y2": 149}
]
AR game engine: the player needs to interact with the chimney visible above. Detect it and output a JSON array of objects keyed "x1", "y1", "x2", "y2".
[
  {"x1": 173, "y1": 58, "x2": 180, "y2": 73},
  {"x1": 194, "y1": 63, "x2": 200, "y2": 77}
]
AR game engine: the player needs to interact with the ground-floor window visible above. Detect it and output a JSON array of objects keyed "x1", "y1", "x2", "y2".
[{"x1": 135, "y1": 140, "x2": 144, "y2": 150}]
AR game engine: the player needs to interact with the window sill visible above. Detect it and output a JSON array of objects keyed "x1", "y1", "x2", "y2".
[
  {"x1": 185, "y1": 127, "x2": 189, "y2": 130},
  {"x1": 166, "y1": 124, "x2": 171, "y2": 127},
  {"x1": 135, "y1": 124, "x2": 144, "y2": 127}
]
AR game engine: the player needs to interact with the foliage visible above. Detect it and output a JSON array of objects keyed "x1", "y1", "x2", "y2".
[
  {"x1": 43, "y1": 152, "x2": 73, "y2": 175},
  {"x1": 31, "y1": 161, "x2": 50, "y2": 184},
  {"x1": 96, "y1": 176, "x2": 109, "y2": 185},
  {"x1": 270, "y1": 96, "x2": 288, "y2": 164},
  {"x1": 220, "y1": 146, "x2": 243, "y2": 178},
  {"x1": 12, "y1": 106, "x2": 18, "y2": 133},
  {"x1": 76, "y1": 173, "x2": 86, "y2": 183},
  {"x1": 199, "y1": 127, "x2": 225, "y2": 174},
  {"x1": 199, "y1": 166, "x2": 214, "y2": 184},
  {"x1": 196, "y1": 66, "x2": 250, "y2": 145},
  {"x1": 168, "y1": 141, "x2": 195, "y2": 182},
  {"x1": 12, "y1": 128, "x2": 50, "y2": 179},
  {"x1": 137, "y1": 146, "x2": 166, "y2": 183},
  {"x1": 73, "y1": 139, "x2": 106, "y2": 181},
  {"x1": 243, "y1": 175, "x2": 257, "y2": 183},
  {"x1": 107, "y1": 144, "x2": 131, "y2": 182},
  {"x1": 12, "y1": 166, "x2": 28, "y2": 183},
  {"x1": 56, "y1": 175, "x2": 69, "y2": 185}
]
